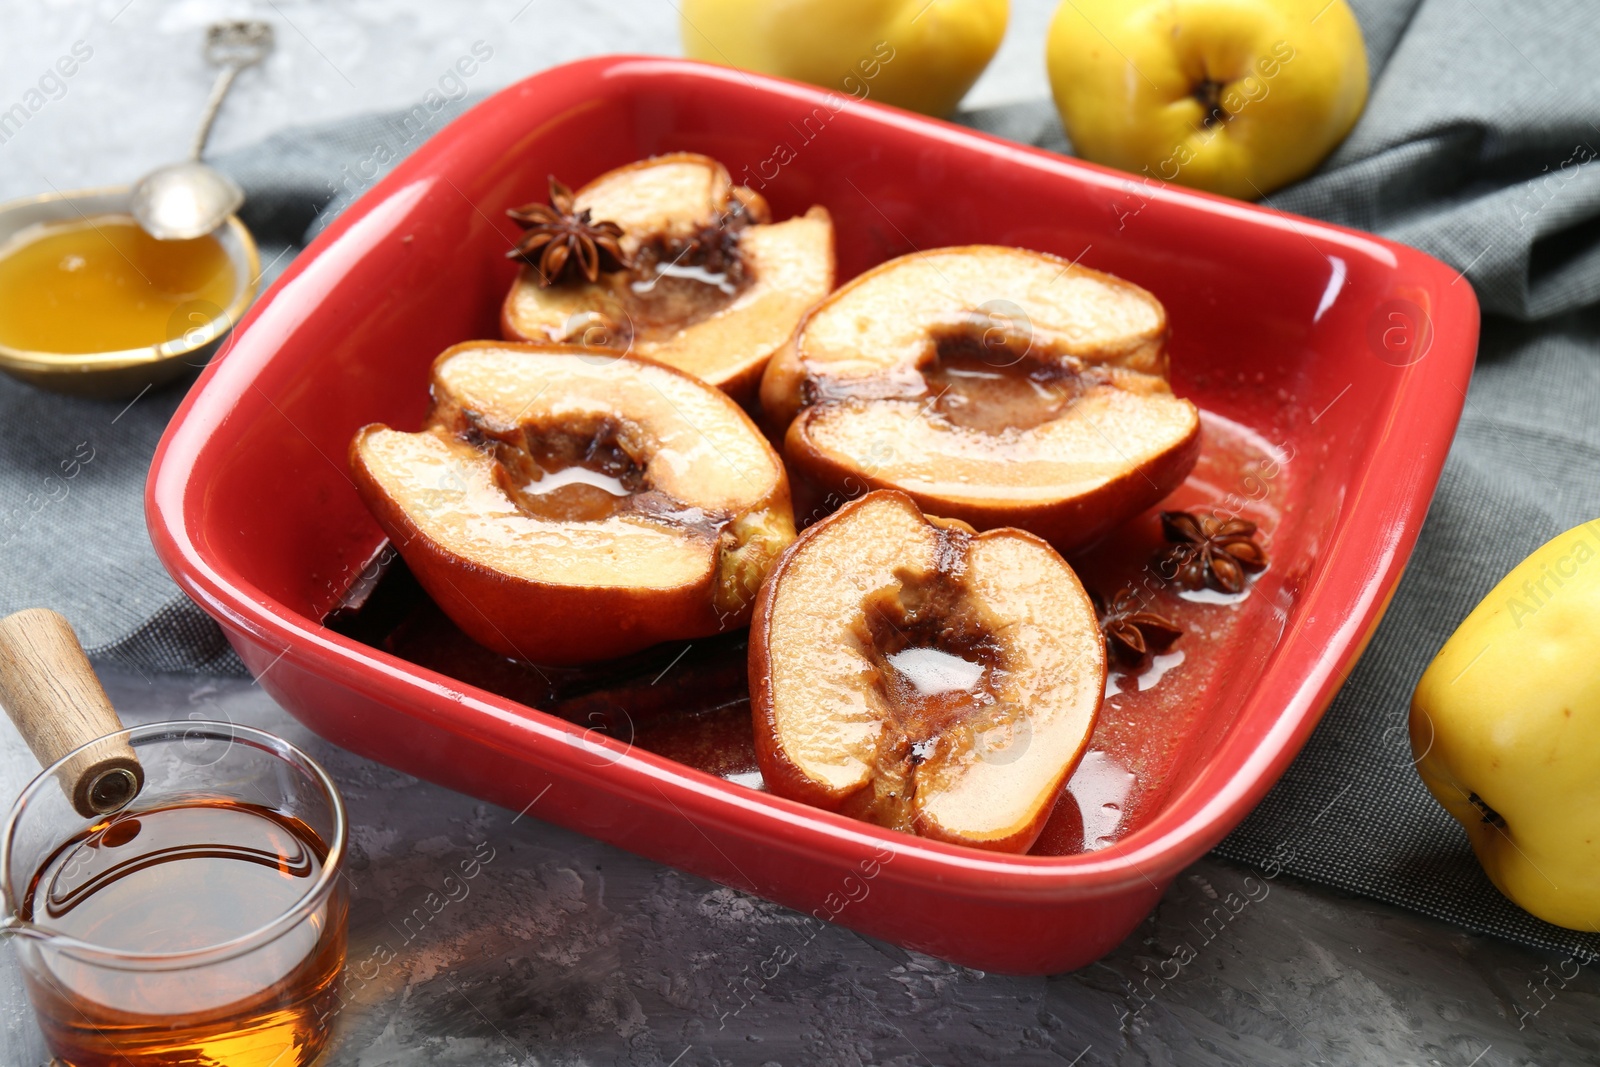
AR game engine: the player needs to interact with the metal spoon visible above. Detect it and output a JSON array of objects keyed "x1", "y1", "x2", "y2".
[{"x1": 131, "y1": 21, "x2": 274, "y2": 241}]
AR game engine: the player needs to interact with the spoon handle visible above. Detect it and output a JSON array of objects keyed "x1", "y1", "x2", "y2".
[
  {"x1": 0, "y1": 609, "x2": 141, "y2": 817},
  {"x1": 190, "y1": 62, "x2": 243, "y2": 162},
  {"x1": 190, "y1": 21, "x2": 274, "y2": 162}
]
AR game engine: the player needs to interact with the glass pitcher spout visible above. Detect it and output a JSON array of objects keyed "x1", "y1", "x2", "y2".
[{"x1": 0, "y1": 914, "x2": 51, "y2": 942}]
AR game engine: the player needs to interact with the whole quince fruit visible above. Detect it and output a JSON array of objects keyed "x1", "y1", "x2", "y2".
[
  {"x1": 1410, "y1": 520, "x2": 1600, "y2": 931},
  {"x1": 679, "y1": 0, "x2": 1009, "y2": 117},
  {"x1": 1045, "y1": 0, "x2": 1368, "y2": 200}
]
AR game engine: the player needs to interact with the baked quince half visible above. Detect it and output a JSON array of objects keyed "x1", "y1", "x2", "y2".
[
  {"x1": 501, "y1": 153, "x2": 835, "y2": 403},
  {"x1": 761, "y1": 246, "x2": 1201, "y2": 550},
  {"x1": 351, "y1": 342, "x2": 795, "y2": 665},
  {"x1": 750, "y1": 490, "x2": 1106, "y2": 852}
]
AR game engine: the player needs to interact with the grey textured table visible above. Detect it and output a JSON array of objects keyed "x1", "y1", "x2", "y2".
[
  {"x1": 3, "y1": 2, "x2": 1599, "y2": 1065},
  {"x1": 3, "y1": 669, "x2": 1597, "y2": 1066}
]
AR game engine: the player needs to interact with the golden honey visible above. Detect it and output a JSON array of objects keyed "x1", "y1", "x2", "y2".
[
  {"x1": 19, "y1": 799, "x2": 346, "y2": 1067},
  {"x1": 0, "y1": 214, "x2": 236, "y2": 354}
]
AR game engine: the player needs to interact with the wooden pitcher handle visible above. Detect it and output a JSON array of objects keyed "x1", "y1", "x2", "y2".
[{"x1": 0, "y1": 609, "x2": 142, "y2": 817}]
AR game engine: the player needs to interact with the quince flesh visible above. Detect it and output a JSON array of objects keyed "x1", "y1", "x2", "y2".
[
  {"x1": 750, "y1": 489, "x2": 1105, "y2": 852},
  {"x1": 761, "y1": 245, "x2": 1200, "y2": 551}
]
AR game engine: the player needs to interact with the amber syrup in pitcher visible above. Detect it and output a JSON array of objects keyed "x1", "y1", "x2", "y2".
[{"x1": 18, "y1": 799, "x2": 346, "y2": 1067}]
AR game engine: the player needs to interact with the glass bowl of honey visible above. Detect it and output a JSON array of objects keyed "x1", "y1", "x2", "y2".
[
  {"x1": 0, "y1": 186, "x2": 259, "y2": 398},
  {"x1": 1, "y1": 720, "x2": 348, "y2": 1067}
]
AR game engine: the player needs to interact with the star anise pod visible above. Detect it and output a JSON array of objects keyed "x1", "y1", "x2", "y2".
[
  {"x1": 1153, "y1": 510, "x2": 1269, "y2": 594},
  {"x1": 676, "y1": 222, "x2": 744, "y2": 278},
  {"x1": 506, "y1": 176, "x2": 629, "y2": 286},
  {"x1": 1093, "y1": 587, "x2": 1182, "y2": 667}
]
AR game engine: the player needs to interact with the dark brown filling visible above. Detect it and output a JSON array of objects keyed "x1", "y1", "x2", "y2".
[
  {"x1": 920, "y1": 337, "x2": 1091, "y2": 435},
  {"x1": 845, "y1": 527, "x2": 1009, "y2": 830},
  {"x1": 621, "y1": 258, "x2": 744, "y2": 338},
  {"x1": 447, "y1": 413, "x2": 729, "y2": 536},
  {"x1": 573, "y1": 209, "x2": 757, "y2": 346},
  {"x1": 799, "y1": 319, "x2": 1108, "y2": 435},
  {"x1": 484, "y1": 417, "x2": 646, "y2": 523}
]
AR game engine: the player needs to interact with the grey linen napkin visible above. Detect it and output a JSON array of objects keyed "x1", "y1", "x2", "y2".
[
  {"x1": 1223, "y1": 0, "x2": 1600, "y2": 963},
  {"x1": 5, "y1": 0, "x2": 1600, "y2": 959}
]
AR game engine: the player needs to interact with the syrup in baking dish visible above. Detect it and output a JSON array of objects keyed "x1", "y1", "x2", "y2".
[{"x1": 328, "y1": 410, "x2": 1288, "y2": 855}]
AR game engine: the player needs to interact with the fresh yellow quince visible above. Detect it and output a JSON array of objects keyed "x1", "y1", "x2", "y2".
[
  {"x1": 1410, "y1": 520, "x2": 1600, "y2": 931},
  {"x1": 1045, "y1": 0, "x2": 1368, "y2": 200},
  {"x1": 679, "y1": 0, "x2": 1009, "y2": 117}
]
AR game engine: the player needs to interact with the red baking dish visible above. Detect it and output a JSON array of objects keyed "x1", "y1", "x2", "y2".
[{"x1": 147, "y1": 56, "x2": 1477, "y2": 974}]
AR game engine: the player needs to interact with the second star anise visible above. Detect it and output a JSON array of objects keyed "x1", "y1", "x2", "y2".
[
  {"x1": 670, "y1": 221, "x2": 743, "y2": 280},
  {"x1": 1153, "y1": 510, "x2": 1269, "y2": 594},
  {"x1": 1093, "y1": 587, "x2": 1182, "y2": 667},
  {"x1": 506, "y1": 176, "x2": 629, "y2": 287},
  {"x1": 652, "y1": 194, "x2": 763, "y2": 286}
]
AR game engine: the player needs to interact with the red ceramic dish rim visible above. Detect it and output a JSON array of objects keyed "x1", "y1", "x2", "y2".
[{"x1": 147, "y1": 56, "x2": 1478, "y2": 904}]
